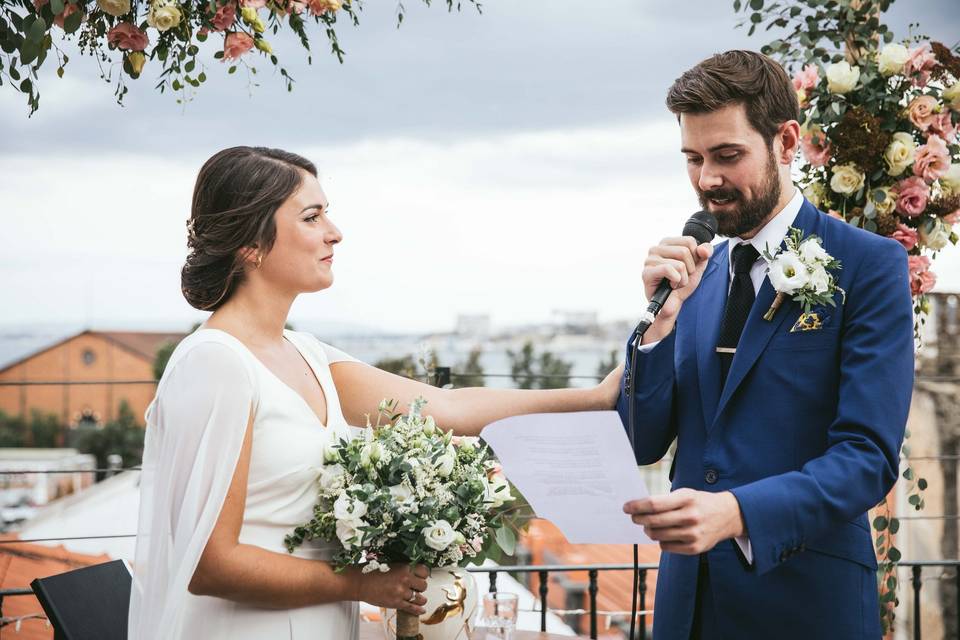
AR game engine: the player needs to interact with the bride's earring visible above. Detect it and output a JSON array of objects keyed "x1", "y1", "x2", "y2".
[{"x1": 255, "y1": 253, "x2": 263, "y2": 269}]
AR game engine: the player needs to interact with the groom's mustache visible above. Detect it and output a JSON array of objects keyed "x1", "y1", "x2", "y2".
[{"x1": 700, "y1": 187, "x2": 742, "y2": 202}]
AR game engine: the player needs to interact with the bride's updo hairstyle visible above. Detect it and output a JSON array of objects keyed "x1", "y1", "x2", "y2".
[{"x1": 181, "y1": 146, "x2": 317, "y2": 311}]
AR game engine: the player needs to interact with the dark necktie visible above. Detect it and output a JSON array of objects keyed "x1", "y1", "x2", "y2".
[{"x1": 717, "y1": 242, "x2": 760, "y2": 386}]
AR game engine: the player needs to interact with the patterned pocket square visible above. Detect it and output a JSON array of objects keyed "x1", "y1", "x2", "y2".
[{"x1": 790, "y1": 311, "x2": 826, "y2": 332}]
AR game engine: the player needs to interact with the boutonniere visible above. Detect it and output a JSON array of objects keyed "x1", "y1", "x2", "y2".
[{"x1": 761, "y1": 227, "x2": 846, "y2": 321}]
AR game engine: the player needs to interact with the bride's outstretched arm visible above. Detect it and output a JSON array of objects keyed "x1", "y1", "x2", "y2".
[
  {"x1": 330, "y1": 361, "x2": 625, "y2": 436},
  {"x1": 188, "y1": 409, "x2": 429, "y2": 613}
]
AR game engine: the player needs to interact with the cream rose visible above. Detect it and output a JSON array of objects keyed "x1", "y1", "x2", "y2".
[
  {"x1": 919, "y1": 218, "x2": 951, "y2": 251},
  {"x1": 803, "y1": 182, "x2": 828, "y2": 209},
  {"x1": 945, "y1": 81, "x2": 960, "y2": 111},
  {"x1": 97, "y1": 0, "x2": 130, "y2": 17},
  {"x1": 422, "y1": 520, "x2": 456, "y2": 551},
  {"x1": 877, "y1": 43, "x2": 910, "y2": 77},
  {"x1": 830, "y1": 163, "x2": 865, "y2": 195},
  {"x1": 941, "y1": 163, "x2": 960, "y2": 197},
  {"x1": 870, "y1": 186, "x2": 897, "y2": 216},
  {"x1": 333, "y1": 494, "x2": 368, "y2": 521},
  {"x1": 434, "y1": 452, "x2": 455, "y2": 477},
  {"x1": 484, "y1": 474, "x2": 512, "y2": 508},
  {"x1": 884, "y1": 132, "x2": 915, "y2": 177},
  {"x1": 147, "y1": 0, "x2": 182, "y2": 31},
  {"x1": 826, "y1": 61, "x2": 860, "y2": 94},
  {"x1": 336, "y1": 518, "x2": 365, "y2": 549},
  {"x1": 318, "y1": 463, "x2": 346, "y2": 492}
]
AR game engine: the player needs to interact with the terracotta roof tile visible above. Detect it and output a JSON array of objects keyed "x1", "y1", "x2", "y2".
[{"x1": 0, "y1": 536, "x2": 110, "y2": 640}]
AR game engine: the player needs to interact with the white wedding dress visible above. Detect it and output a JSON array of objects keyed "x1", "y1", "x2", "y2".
[{"x1": 128, "y1": 328, "x2": 361, "y2": 640}]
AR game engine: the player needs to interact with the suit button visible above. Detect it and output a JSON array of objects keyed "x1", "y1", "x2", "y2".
[
  {"x1": 779, "y1": 551, "x2": 788, "y2": 562},
  {"x1": 704, "y1": 469, "x2": 719, "y2": 484}
]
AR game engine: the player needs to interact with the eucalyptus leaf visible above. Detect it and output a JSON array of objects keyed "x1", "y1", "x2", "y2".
[{"x1": 495, "y1": 526, "x2": 516, "y2": 556}]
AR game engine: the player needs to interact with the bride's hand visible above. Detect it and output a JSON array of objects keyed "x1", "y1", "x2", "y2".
[
  {"x1": 596, "y1": 362, "x2": 625, "y2": 409},
  {"x1": 354, "y1": 563, "x2": 429, "y2": 616}
]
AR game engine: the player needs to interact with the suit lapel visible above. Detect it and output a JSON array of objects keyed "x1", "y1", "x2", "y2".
[
  {"x1": 712, "y1": 201, "x2": 824, "y2": 424},
  {"x1": 695, "y1": 242, "x2": 728, "y2": 430}
]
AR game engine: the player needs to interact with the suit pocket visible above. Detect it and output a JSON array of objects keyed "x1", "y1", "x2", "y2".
[
  {"x1": 767, "y1": 327, "x2": 839, "y2": 352},
  {"x1": 805, "y1": 520, "x2": 877, "y2": 570}
]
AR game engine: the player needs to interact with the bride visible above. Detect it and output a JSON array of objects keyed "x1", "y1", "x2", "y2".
[{"x1": 128, "y1": 146, "x2": 623, "y2": 640}]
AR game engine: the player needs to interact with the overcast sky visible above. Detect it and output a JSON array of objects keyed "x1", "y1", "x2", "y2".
[{"x1": 3, "y1": 0, "x2": 959, "y2": 334}]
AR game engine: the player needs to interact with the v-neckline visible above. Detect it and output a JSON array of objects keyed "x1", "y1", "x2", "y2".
[{"x1": 197, "y1": 328, "x2": 329, "y2": 427}]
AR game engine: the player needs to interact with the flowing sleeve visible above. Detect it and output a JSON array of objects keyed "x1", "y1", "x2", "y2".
[{"x1": 128, "y1": 340, "x2": 259, "y2": 640}]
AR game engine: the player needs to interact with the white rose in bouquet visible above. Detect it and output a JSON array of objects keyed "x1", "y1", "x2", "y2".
[
  {"x1": 885, "y1": 132, "x2": 916, "y2": 177},
  {"x1": 877, "y1": 43, "x2": 910, "y2": 76},
  {"x1": 334, "y1": 494, "x2": 368, "y2": 521},
  {"x1": 830, "y1": 163, "x2": 865, "y2": 195},
  {"x1": 422, "y1": 520, "x2": 456, "y2": 551},
  {"x1": 919, "y1": 219, "x2": 951, "y2": 251}
]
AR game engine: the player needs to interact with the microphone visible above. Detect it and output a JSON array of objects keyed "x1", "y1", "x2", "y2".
[
  {"x1": 632, "y1": 211, "x2": 718, "y2": 341},
  {"x1": 624, "y1": 209, "x2": 716, "y2": 640}
]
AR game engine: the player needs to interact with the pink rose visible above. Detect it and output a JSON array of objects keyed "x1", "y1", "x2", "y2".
[
  {"x1": 895, "y1": 176, "x2": 929, "y2": 217},
  {"x1": 890, "y1": 223, "x2": 919, "y2": 251},
  {"x1": 209, "y1": 1, "x2": 237, "y2": 31},
  {"x1": 906, "y1": 43, "x2": 938, "y2": 88},
  {"x1": 929, "y1": 111, "x2": 957, "y2": 143},
  {"x1": 240, "y1": 0, "x2": 266, "y2": 7},
  {"x1": 306, "y1": 0, "x2": 340, "y2": 15},
  {"x1": 826, "y1": 209, "x2": 844, "y2": 221},
  {"x1": 107, "y1": 22, "x2": 149, "y2": 51},
  {"x1": 792, "y1": 64, "x2": 819, "y2": 92},
  {"x1": 35, "y1": 0, "x2": 84, "y2": 29},
  {"x1": 913, "y1": 135, "x2": 951, "y2": 183},
  {"x1": 800, "y1": 131, "x2": 832, "y2": 167},
  {"x1": 944, "y1": 209, "x2": 960, "y2": 226},
  {"x1": 907, "y1": 255, "x2": 936, "y2": 296},
  {"x1": 908, "y1": 95, "x2": 940, "y2": 133},
  {"x1": 223, "y1": 31, "x2": 254, "y2": 60}
]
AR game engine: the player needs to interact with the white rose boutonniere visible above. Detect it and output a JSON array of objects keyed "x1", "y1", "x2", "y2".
[{"x1": 762, "y1": 227, "x2": 846, "y2": 322}]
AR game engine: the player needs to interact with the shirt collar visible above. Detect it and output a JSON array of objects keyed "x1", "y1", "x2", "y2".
[{"x1": 727, "y1": 186, "x2": 803, "y2": 271}]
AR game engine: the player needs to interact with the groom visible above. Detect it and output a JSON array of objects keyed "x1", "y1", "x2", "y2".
[{"x1": 617, "y1": 50, "x2": 914, "y2": 639}]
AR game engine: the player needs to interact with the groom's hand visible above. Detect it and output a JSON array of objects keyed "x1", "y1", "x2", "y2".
[{"x1": 623, "y1": 489, "x2": 746, "y2": 555}]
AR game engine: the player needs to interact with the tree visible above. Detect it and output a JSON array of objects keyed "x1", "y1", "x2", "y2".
[
  {"x1": 153, "y1": 340, "x2": 177, "y2": 381},
  {"x1": 595, "y1": 349, "x2": 620, "y2": 380},
  {"x1": 507, "y1": 341, "x2": 572, "y2": 390},
  {"x1": 0, "y1": 410, "x2": 26, "y2": 447},
  {"x1": 75, "y1": 399, "x2": 144, "y2": 480},
  {"x1": 455, "y1": 347, "x2": 486, "y2": 388},
  {"x1": 374, "y1": 354, "x2": 419, "y2": 379},
  {"x1": 1, "y1": 0, "x2": 479, "y2": 115}
]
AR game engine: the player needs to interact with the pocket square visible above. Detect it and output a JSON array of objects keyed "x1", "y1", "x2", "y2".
[{"x1": 790, "y1": 311, "x2": 826, "y2": 332}]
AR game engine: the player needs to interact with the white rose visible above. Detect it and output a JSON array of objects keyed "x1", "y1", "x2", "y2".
[
  {"x1": 826, "y1": 61, "x2": 860, "y2": 94},
  {"x1": 884, "y1": 132, "x2": 916, "y2": 177},
  {"x1": 870, "y1": 187, "x2": 897, "y2": 216},
  {"x1": 318, "y1": 463, "x2": 346, "y2": 492},
  {"x1": 422, "y1": 520, "x2": 456, "y2": 551},
  {"x1": 830, "y1": 163, "x2": 865, "y2": 195},
  {"x1": 389, "y1": 484, "x2": 417, "y2": 509},
  {"x1": 808, "y1": 265, "x2": 830, "y2": 294},
  {"x1": 768, "y1": 251, "x2": 810, "y2": 294},
  {"x1": 147, "y1": 0, "x2": 182, "y2": 31},
  {"x1": 97, "y1": 0, "x2": 130, "y2": 16},
  {"x1": 336, "y1": 518, "x2": 365, "y2": 549},
  {"x1": 484, "y1": 474, "x2": 512, "y2": 508},
  {"x1": 798, "y1": 238, "x2": 830, "y2": 264},
  {"x1": 454, "y1": 436, "x2": 479, "y2": 449},
  {"x1": 333, "y1": 494, "x2": 368, "y2": 521},
  {"x1": 322, "y1": 439, "x2": 341, "y2": 464},
  {"x1": 434, "y1": 452, "x2": 455, "y2": 477},
  {"x1": 877, "y1": 43, "x2": 910, "y2": 77},
  {"x1": 360, "y1": 442, "x2": 382, "y2": 467},
  {"x1": 941, "y1": 164, "x2": 960, "y2": 197},
  {"x1": 944, "y1": 81, "x2": 960, "y2": 111},
  {"x1": 919, "y1": 219, "x2": 951, "y2": 251},
  {"x1": 803, "y1": 182, "x2": 828, "y2": 209}
]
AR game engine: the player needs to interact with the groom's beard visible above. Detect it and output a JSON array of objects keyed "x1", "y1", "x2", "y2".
[{"x1": 697, "y1": 149, "x2": 782, "y2": 238}]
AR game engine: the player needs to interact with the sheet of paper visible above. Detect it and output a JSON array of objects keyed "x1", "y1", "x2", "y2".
[{"x1": 481, "y1": 411, "x2": 652, "y2": 545}]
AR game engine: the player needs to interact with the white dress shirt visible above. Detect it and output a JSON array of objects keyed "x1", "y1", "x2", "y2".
[{"x1": 636, "y1": 186, "x2": 803, "y2": 563}]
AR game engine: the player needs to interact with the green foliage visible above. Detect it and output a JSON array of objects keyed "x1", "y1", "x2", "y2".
[
  {"x1": 595, "y1": 349, "x2": 620, "y2": 380},
  {"x1": 1, "y1": 0, "x2": 481, "y2": 115},
  {"x1": 374, "y1": 354, "x2": 420, "y2": 379},
  {"x1": 0, "y1": 408, "x2": 64, "y2": 447},
  {"x1": 507, "y1": 341, "x2": 573, "y2": 390},
  {"x1": 74, "y1": 399, "x2": 144, "y2": 478},
  {"x1": 454, "y1": 347, "x2": 486, "y2": 388},
  {"x1": 153, "y1": 340, "x2": 177, "y2": 381}
]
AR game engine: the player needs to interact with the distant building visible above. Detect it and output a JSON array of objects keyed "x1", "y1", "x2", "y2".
[
  {"x1": 0, "y1": 330, "x2": 184, "y2": 428},
  {"x1": 552, "y1": 310, "x2": 599, "y2": 334},
  {"x1": 455, "y1": 314, "x2": 492, "y2": 337},
  {"x1": 0, "y1": 449, "x2": 97, "y2": 518}
]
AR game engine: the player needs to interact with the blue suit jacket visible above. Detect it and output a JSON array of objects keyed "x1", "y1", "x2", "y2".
[{"x1": 616, "y1": 200, "x2": 914, "y2": 639}]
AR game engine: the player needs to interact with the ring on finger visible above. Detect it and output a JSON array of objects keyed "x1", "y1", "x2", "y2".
[{"x1": 407, "y1": 589, "x2": 418, "y2": 603}]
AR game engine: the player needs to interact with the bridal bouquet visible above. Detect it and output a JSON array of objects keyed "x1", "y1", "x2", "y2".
[{"x1": 284, "y1": 397, "x2": 519, "y2": 572}]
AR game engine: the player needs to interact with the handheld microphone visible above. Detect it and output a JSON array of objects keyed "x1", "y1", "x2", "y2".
[
  {"x1": 625, "y1": 210, "x2": 716, "y2": 640},
  {"x1": 632, "y1": 211, "x2": 719, "y2": 341}
]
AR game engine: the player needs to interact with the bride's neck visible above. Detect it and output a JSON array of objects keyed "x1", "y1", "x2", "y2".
[{"x1": 205, "y1": 283, "x2": 295, "y2": 347}]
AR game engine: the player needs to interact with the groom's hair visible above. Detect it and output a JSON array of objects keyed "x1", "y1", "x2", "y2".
[{"x1": 665, "y1": 50, "x2": 799, "y2": 146}]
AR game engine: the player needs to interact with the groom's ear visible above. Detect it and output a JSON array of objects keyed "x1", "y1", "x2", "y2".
[{"x1": 776, "y1": 120, "x2": 801, "y2": 165}]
